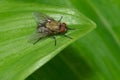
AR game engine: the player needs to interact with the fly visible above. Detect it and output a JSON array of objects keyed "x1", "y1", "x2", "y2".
[{"x1": 29, "y1": 12, "x2": 73, "y2": 46}]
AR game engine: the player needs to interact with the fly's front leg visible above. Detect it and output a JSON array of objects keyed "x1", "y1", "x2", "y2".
[
  {"x1": 67, "y1": 27, "x2": 76, "y2": 30},
  {"x1": 58, "y1": 16, "x2": 63, "y2": 22},
  {"x1": 64, "y1": 34, "x2": 72, "y2": 39}
]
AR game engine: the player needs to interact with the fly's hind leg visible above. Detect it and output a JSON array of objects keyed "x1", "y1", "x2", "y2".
[{"x1": 33, "y1": 38, "x2": 41, "y2": 45}]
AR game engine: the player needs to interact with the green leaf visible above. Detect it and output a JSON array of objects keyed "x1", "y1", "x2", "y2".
[
  {"x1": 27, "y1": 0, "x2": 120, "y2": 80},
  {"x1": 0, "y1": 0, "x2": 96, "y2": 80}
]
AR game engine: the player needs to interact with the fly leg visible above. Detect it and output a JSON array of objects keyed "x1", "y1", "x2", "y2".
[
  {"x1": 58, "y1": 16, "x2": 63, "y2": 22},
  {"x1": 67, "y1": 27, "x2": 75, "y2": 30},
  {"x1": 64, "y1": 34, "x2": 72, "y2": 39},
  {"x1": 33, "y1": 38, "x2": 41, "y2": 45},
  {"x1": 53, "y1": 36, "x2": 57, "y2": 46}
]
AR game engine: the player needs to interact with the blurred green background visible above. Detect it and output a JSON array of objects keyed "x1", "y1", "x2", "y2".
[{"x1": 0, "y1": 0, "x2": 120, "y2": 80}]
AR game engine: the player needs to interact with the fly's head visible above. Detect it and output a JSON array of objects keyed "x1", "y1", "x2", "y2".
[{"x1": 59, "y1": 22, "x2": 67, "y2": 34}]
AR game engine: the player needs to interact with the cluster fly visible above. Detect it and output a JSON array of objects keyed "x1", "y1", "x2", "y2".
[{"x1": 29, "y1": 12, "x2": 73, "y2": 46}]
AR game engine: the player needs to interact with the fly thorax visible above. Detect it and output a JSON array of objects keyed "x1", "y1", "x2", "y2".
[{"x1": 46, "y1": 21, "x2": 60, "y2": 31}]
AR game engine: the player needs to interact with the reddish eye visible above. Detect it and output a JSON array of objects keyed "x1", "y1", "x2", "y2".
[
  {"x1": 60, "y1": 27, "x2": 66, "y2": 32},
  {"x1": 60, "y1": 23, "x2": 67, "y2": 33}
]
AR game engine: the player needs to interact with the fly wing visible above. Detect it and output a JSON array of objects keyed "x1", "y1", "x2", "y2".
[
  {"x1": 33, "y1": 12, "x2": 54, "y2": 25},
  {"x1": 28, "y1": 32, "x2": 48, "y2": 45}
]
